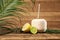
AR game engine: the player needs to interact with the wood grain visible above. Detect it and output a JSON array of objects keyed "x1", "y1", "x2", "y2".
[
  {"x1": 37, "y1": 0, "x2": 60, "y2": 1},
  {"x1": 0, "y1": 33, "x2": 60, "y2": 40}
]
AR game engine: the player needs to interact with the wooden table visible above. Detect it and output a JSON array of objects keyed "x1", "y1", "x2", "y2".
[{"x1": 0, "y1": 33, "x2": 60, "y2": 40}]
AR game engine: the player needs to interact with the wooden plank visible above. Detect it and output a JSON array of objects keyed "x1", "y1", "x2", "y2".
[
  {"x1": 48, "y1": 21, "x2": 60, "y2": 30},
  {"x1": 21, "y1": 12, "x2": 60, "y2": 21},
  {"x1": 24, "y1": 0, "x2": 60, "y2": 2},
  {"x1": 23, "y1": 0, "x2": 60, "y2": 12},
  {"x1": 33, "y1": 1, "x2": 60, "y2": 12},
  {"x1": 0, "y1": 34, "x2": 60, "y2": 40}
]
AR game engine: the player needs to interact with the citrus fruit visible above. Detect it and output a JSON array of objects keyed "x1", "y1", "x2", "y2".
[
  {"x1": 30, "y1": 27, "x2": 37, "y2": 34},
  {"x1": 22, "y1": 23, "x2": 31, "y2": 32}
]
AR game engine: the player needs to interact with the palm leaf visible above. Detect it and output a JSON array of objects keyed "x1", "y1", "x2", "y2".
[
  {"x1": 0, "y1": 0, "x2": 23, "y2": 18},
  {"x1": 0, "y1": 0, "x2": 26, "y2": 34},
  {"x1": 46, "y1": 29, "x2": 60, "y2": 34},
  {"x1": 0, "y1": 26, "x2": 13, "y2": 35}
]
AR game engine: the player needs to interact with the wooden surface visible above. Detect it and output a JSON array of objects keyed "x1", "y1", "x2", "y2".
[{"x1": 0, "y1": 33, "x2": 60, "y2": 40}]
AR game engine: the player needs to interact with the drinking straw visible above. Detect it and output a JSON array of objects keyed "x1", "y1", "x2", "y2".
[{"x1": 37, "y1": 4, "x2": 40, "y2": 19}]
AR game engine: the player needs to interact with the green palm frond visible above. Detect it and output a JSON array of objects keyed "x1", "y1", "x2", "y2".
[
  {"x1": 0, "y1": 0, "x2": 26, "y2": 34},
  {"x1": 46, "y1": 29, "x2": 60, "y2": 34},
  {"x1": 0, "y1": 0, "x2": 25, "y2": 22},
  {"x1": 0, "y1": 26, "x2": 13, "y2": 35},
  {"x1": 0, "y1": 0, "x2": 25, "y2": 18},
  {"x1": 0, "y1": 0, "x2": 17, "y2": 13}
]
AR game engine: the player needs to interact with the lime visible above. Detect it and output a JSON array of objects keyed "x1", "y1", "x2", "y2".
[{"x1": 30, "y1": 27, "x2": 37, "y2": 34}]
